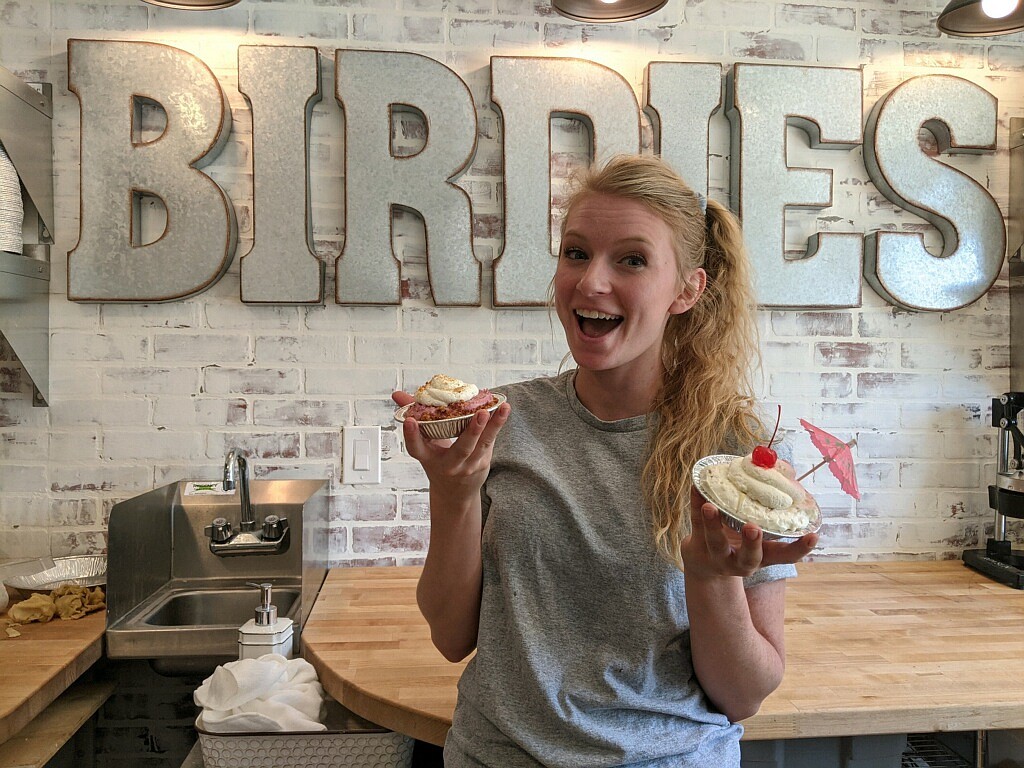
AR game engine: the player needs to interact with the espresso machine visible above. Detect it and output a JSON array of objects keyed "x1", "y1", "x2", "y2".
[{"x1": 963, "y1": 392, "x2": 1024, "y2": 588}]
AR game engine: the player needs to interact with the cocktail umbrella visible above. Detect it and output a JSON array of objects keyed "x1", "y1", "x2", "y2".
[{"x1": 797, "y1": 418, "x2": 860, "y2": 500}]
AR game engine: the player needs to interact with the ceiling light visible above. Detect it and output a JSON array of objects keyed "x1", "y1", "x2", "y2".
[
  {"x1": 141, "y1": 0, "x2": 241, "y2": 9},
  {"x1": 551, "y1": 0, "x2": 666, "y2": 23},
  {"x1": 937, "y1": 0, "x2": 1024, "y2": 35}
]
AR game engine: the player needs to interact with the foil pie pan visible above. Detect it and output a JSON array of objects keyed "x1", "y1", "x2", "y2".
[
  {"x1": 394, "y1": 394, "x2": 506, "y2": 441},
  {"x1": 4, "y1": 555, "x2": 107, "y2": 592},
  {"x1": 691, "y1": 454, "x2": 822, "y2": 541}
]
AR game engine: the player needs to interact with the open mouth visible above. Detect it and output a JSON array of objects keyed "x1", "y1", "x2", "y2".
[{"x1": 575, "y1": 308, "x2": 623, "y2": 338}]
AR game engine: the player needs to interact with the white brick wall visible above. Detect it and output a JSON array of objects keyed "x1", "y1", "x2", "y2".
[{"x1": 0, "y1": 0, "x2": 1020, "y2": 565}]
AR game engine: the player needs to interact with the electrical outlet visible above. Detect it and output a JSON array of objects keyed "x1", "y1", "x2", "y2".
[{"x1": 342, "y1": 426, "x2": 381, "y2": 484}]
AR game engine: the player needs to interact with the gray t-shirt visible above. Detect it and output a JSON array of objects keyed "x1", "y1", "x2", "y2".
[{"x1": 442, "y1": 371, "x2": 796, "y2": 768}]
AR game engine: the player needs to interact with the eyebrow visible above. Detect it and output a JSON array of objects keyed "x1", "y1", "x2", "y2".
[{"x1": 561, "y1": 230, "x2": 656, "y2": 248}]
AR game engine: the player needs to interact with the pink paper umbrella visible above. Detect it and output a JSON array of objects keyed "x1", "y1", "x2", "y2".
[{"x1": 797, "y1": 418, "x2": 860, "y2": 500}]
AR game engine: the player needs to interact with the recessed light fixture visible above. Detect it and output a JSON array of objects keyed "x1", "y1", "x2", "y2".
[
  {"x1": 937, "y1": 0, "x2": 1024, "y2": 36},
  {"x1": 551, "y1": 0, "x2": 666, "y2": 23},
  {"x1": 141, "y1": 0, "x2": 240, "y2": 9}
]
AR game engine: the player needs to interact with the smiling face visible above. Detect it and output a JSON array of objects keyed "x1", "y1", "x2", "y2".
[{"x1": 554, "y1": 193, "x2": 706, "y2": 396}]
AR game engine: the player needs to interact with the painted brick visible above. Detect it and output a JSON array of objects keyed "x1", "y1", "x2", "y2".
[
  {"x1": 0, "y1": 464, "x2": 47, "y2": 493},
  {"x1": 406, "y1": 306, "x2": 494, "y2": 334},
  {"x1": 900, "y1": 342, "x2": 982, "y2": 371},
  {"x1": 857, "y1": 309, "x2": 944, "y2": 338},
  {"x1": 51, "y1": 332, "x2": 149, "y2": 362},
  {"x1": 685, "y1": 0, "x2": 770, "y2": 29},
  {"x1": 901, "y1": 402, "x2": 984, "y2": 430},
  {"x1": 154, "y1": 334, "x2": 252, "y2": 363},
  {"x1": 857, "y1": 372, "x2": 941, "y2": 399},
  {"x1": 333, "y1": 493, "x2": 399, "y2": 521},
  {"x1": 777, "y1": 3, "x2": 856, "y2": 32},
  {"x1": 253, "y1": 398, "x2": 349, "y2": 427},
  {"x1": 49, "y1": 430, "x2": 99, "y2": 462},
  {"x1": 401, "y1": 491, "x2": 430, "y2": 521},
  {"x1": 103, "y1": 430, "x2": 202, "y2": 461},
  {"x1": 50, "y1": 398, "x2": 150, "y2": 426},
  {"x1": 50, "y1": 465, "x2": 152, "y2": 494},
  {"x1": 354, "y1": 336, "x2": 446, "y2": 365},
  {"x1": 770, "y1": 311, "x2": 853, "y2": 337},
  {"x1": 153, "y1": 397, "x2": 249, "y2": 427},
  {"x1": 306, "y1": 430, "x2": 342, "y2": 459},
  {"x1": 99, "y1": 302, "x2": 200, "y2": 330},
  {"x1": 205, "y1": 432, "x2": 301, "y2": 460},
  {"x1": 49, "y1": 530, "x2": 108, "y2": 556},
  {"x1": 856, "y1": 431, "x2": 933, "y2": 459},
  {"x1": 203, "y1": 366, "x2": 301, "y2": 395},
  {"x1": 815, "y1": 341, "x2": 894, "y2": 368},
  {"x1": 306, "y1": 367, "x2": 396, "y2": 397},
  {"x1": 989, "y1": 45, "x2": 1024, "y2": 71},
  {"x1": 729, "y1": 30, "x2": 812, "y2": 60},
  {"x1": 941, "y1": 372, "x2": 1004, "y2": 400},
  {"x1": 861, "y1": 9, "x2": 940, "y2": 37},
  {"x1": 451, "y1": 337, "x2": 539, "y2": 365},
  {"x1": 205, "y1": 303, "x2": 300, "y2": 331},
  {"x1": 901, "y1": 460, "x2": 980, "y2": 489},
  {"x1": 253, "y1": 8, "x2": 346, "y2": 38},
  {"x1": 448, "y1": 18, "x2": 541, "y2": 47},
  {"x1": 103, "y1": 367, "x2": 200, "y2": 395},
  {"x1": 253, "y1": 333, "x2": 350, "y2": 364},
  {"x1": 353, "y1": 12, "x2": 443, "y2": 43},
  {"x1": 48, "y1": 498, "x2": 100, "y2": 527},
  {"x1": 0, "y1": 431, "x2": 46, "y2": 461},
  {"x1": 770, "y1": 372, "x2": 852, "y2": 398},
  {"x1": 352, "y1": 523, "x2": 429, "y2": 554},
  {"x1": 903, "y1": 41, "x2": 986, "y2": 69}
]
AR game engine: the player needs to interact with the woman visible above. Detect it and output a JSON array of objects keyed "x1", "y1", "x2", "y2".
[{"x1": 394, "y1": 154, "x2": 818, "y2": 767}]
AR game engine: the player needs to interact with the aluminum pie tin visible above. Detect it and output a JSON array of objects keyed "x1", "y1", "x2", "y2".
[
  {"x1": 4, "y1": 555, "x2": 107, "y2": 592},
  {"x1": 691, "y1": 454, "x2": 822, "y2": 541},
  {"x1": 394, "y1": 394, "x2": 506, "y2": 440}
]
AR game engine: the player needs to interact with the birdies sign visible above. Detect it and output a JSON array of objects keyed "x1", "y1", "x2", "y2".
[{"x1": 66, "y1": 40, "x2": 1006, "y2": 312}]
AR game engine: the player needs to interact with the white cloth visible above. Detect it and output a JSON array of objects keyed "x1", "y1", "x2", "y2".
[{"x1": 194, "y1": 653, "x2": 327, "y2": 733}]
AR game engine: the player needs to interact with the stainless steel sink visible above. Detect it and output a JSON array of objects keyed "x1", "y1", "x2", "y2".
[
  {"x1": 140, "y1": 586, "x2": 300, "y2": 627},
  {"x1": 105, "y1": 478, "x2": 328, "y2": 674}
]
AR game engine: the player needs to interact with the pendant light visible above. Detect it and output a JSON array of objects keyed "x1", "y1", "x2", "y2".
[
  {"x1": 141, "y1": 0, "x2": 240, "y2": 8},
  {"x1": 937, "y1": 0, "x2": 1024, "y2": 36},
  {"x1": 551, "y1": 0, "x2": 666, "y2": 23}
]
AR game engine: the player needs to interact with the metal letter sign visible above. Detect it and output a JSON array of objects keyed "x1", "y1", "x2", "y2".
[
  {"x1": 67, "y1": 39, "x2": 236, "y2": 302},
  {"x1": 727, "y1": 64, "x2": 863, "y2": 308},
  {"x1": 335, "y1": 51, "x2": 480, "y2": 306},
  {"x1": 644, "y1": 62, "x2": 722, "y2": 196},
  {"x1": 238, "y1": 46, "x2": 323, "y2": 304},
  {"x1": 863, "y1": 75, "x2": 1004, "y2": 311},
  {"x1": 490, "y1": 57, "x2": 642, "y2": 307}
]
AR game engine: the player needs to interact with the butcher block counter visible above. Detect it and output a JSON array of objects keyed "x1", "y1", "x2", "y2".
[
  {"x1": 302, "y1": 560, "x2": 1024, "y2": 747},
  {"x1": 0, "y1": 608, "x2": 108, "y2": 752}
]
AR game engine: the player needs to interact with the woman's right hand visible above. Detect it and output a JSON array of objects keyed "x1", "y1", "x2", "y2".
[{"x1": 391, "y1": 390, "x2": 511, "y2": 508}]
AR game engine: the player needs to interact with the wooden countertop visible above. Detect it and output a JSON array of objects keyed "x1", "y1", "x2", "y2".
[
  {"x1": 0, "y1": 608, "x2": 106, "y2": 746},
  {"x1": 302, "y1": 560, "x2": 1024, "y2": 747}
]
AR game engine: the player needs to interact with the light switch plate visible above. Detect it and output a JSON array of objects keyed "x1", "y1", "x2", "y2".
[{"x1": 342, "y1": 426, "x2": 381, "y2": 484}]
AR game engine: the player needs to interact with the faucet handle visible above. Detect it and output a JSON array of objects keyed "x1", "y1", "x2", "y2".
[
  {"x1": 261, "y1": 515, "x2": 288, "y2": 541},
  {"x1": 205, "y1": 517, "x2": 233, "y2": 543}
]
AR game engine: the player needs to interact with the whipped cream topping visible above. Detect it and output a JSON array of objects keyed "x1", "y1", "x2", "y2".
[
  {"x1": 702, "y1": 455, "x2": 814, "y2": 534},
  {"x1": 414, "y1": 374, "x2": 480, "y2": 407}
]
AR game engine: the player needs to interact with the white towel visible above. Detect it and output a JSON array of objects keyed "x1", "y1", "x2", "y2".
[{"x1": 194, "y1": 653, "x2": 327, "y2": 733}]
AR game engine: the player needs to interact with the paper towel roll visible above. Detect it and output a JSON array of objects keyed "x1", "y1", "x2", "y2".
[{"x1": 0, "y1": 140, "x2": 24, "y2": 255}]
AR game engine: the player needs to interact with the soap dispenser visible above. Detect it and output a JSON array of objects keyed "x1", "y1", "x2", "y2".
[{"x1": 238, "y1": 582, "x2": 294, "y2": 660}]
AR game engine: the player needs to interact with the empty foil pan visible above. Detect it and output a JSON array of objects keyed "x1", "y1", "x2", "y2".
[{"x1": 4, "y1": 555, "x2": 107, "y2": 592}]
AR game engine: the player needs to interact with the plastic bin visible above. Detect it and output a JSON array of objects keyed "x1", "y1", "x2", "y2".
[{"x1": 196, "y1": 700, "x2": 414, "y2": 768}]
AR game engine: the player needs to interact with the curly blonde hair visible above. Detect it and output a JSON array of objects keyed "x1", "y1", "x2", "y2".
[{"x1": 560, "y1": 154, "x2": 765, "y2": 569}]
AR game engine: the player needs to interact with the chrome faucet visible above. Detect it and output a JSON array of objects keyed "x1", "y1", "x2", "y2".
[
  {"x1": 223, "y1": 448, "x2": 254, "y2": 531},
  {"x1": 204, "y1": 449, "x2": 290, "y2": 557}
]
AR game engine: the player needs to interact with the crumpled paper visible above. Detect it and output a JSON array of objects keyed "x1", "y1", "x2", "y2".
[{"x1": 4, "y1": 586, "x2": 106, "y2": 638}]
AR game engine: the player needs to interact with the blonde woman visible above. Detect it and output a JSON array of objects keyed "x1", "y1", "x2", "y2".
[{"x1": 394, "y1": 154, "x2": 818, "y2": 767}]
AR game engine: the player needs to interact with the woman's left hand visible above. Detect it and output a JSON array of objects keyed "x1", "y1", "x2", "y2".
[{"x1": 681, "y1": 486, "x2": 818, "y2": 580}]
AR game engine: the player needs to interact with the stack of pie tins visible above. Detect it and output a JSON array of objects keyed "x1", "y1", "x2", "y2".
[{"x1": 0, "y1": 140, "x2": 24, "y2": 255}]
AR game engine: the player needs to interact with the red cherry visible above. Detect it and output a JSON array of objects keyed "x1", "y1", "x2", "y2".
[{"x1": 752, "y1": 445, "x2": 777, "y2": 469}]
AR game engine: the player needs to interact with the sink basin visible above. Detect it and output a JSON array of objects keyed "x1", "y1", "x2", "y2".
[
  {"x1": 140, "y1": 587, "x2": 300, "y2": 627},
  {"x1": 104, "y1": 477, "x2": 329, "y2": 675}
]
